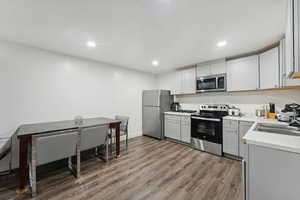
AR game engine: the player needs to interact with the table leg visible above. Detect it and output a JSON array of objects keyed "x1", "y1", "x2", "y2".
[
  {"x1": 17, "y1": 137, "x2": 30, "y2": 194},
  {"x1": 115, "y1": 123, "x2": 120, "y2": 158},
  {"x1": 110, "y1": 122, "x2": 121, "y2": 158}
]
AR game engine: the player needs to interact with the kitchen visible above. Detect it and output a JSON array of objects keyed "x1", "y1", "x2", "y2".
[{"x1": 0, "y1": 0, "x2": 300, "y2": 200}]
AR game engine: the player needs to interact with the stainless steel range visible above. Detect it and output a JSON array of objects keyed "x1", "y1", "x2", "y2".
[{"x1": 191, "y1": 104, "x2": 228, "y2": 156}]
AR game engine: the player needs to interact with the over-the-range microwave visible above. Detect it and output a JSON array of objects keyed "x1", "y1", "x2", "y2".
[{"x1": 196, "y1": 74, "x2": 226, "y2": 93}]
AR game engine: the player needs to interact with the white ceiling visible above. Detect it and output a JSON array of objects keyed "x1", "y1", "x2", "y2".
[{"x1": 0, "y1": 0, "x2": 287, "y2": 74}]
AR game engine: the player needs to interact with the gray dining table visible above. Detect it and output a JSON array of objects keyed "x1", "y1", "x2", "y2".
[{"x1": 15, "y1": 117, "x2": 121, "y2": 194}]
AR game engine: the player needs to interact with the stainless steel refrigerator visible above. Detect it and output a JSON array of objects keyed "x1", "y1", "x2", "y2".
[{"x1": 142, "y1": 90, "x2": 173, "y2": 139}]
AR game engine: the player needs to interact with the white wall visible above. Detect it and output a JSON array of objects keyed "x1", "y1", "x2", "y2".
[{"x1": 0, "y1": 41, "x2": 156, "y2": 139}]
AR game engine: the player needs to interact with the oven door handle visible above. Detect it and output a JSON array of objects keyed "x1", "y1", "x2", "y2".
[{"x1": 191, "y1": 117, "x2": 221, "y2": 122}]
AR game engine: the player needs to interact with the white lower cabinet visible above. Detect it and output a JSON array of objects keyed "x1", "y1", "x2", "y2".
[
  {"x1": 164, "y1": 114, "x2": 191, "y2": 143},
  {"x1": 245, "y1": 144, "x2": 300, "y2": 200},
  {"x1": 223, "y1": 119, "x2": 239, "y2": 156},
  {"x1": 180, "y1": 116, "x2": 191, "y2": 143},
  {"x1": 223, "y1": 129, "x2": 239, "y2": 156},
  {"x1": 239, "y1": 121, "x2": 254, "y2": 158},
  {"x1": 223, "y1": 119, "x2": 254, "y2": 158},
  {"x1": 165, "y1": 115, "x2": 181, "y2": 140}
]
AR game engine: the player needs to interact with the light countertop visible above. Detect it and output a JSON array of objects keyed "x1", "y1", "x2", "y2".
[
  {"x1": 164, "y1": 111, "x2": 197, "y2": 116},
  {"x1": 243, "y1": 125, "x2": 300, "y2": 154},
  {"x1": 223, "y1": 115, "x2": 286, "y2": 124},
  {"x1": 223, "y1": 115, "x2": 300, "y2": 154}
]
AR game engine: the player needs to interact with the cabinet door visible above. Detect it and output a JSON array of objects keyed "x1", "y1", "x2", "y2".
[
  {"x1": 170, "y1": 71, "x2": 182, "y2": 95},
  {"x1": 181, "y1": 68, "x2": 196, "y2": 94},
  {"x1": 196, "y1": 64, "x2": 211, "y2": 77},
  {"x1": 180, "y1": 116, "x2": 191, "y2": 143},
  {"x1": 280, "y1": 39, "x2": 300, "y2": 86},
  {"x1": 239, "y1": 121, "x2": 254, "y2": 158},
  {"x1": 227, "y1": 55, "x2": 259, "y2": 91},
  {"x1": 223, "y1": 129, "x2": 239, "y2": 156},
  {"x1": 158, "y1": 71, "x2": 178, "y2": 95},
  {"x1": 260, "y1": 47, "x2": 280, "y2": 89},
  {"x1": 210, "y1": 60, "x2": 226, "y2": 75},
  {"x1": 248, "y1": 145, "x2": 300, "y2": 200},
  {"x1": 285, "y1": 0, "x2": 295, "y2": 77},
  {"x1": 164, "y1": 115, "x2": 181, "y2": 140}
]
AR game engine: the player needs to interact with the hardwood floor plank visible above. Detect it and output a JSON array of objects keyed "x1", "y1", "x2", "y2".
[{"x1": 0, "y1": 136, "x2": 242, "y2": 200}]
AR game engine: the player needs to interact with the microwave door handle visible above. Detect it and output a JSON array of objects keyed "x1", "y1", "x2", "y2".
[
  {"x1": 216, "y1": 77, "x2": 218, "y2": 89},
  {"x1": 191, "y1": 117, "x2": 221, "y2": 122}
]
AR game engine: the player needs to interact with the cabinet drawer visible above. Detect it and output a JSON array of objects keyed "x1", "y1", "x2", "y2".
[
  {"x1": 165, "y1": 115, "x2": 181, "y2": 122},
  {"x1": 239, "y1": 120, "x2": 254, "y2": 127},
  {"x1": 181, "y1": 116, "x2": 191, "y2": 124},
  {"x1": 223, "y1": 119, "x2": 238, "y2": 129}
]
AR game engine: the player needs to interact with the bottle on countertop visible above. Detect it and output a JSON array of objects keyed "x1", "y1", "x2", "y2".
[{"x1": 264, "y1": 104, "x2": 269, "y2": 118}]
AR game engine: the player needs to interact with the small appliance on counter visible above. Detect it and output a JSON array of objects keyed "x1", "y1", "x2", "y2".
[
  {"x1": 277, "y1": 112, "x2": 294, "y2": 122},
  {"x1": 228, "y1": 106, "x2": 240, "y2": 117},
  {"x1": 170, "y1": 102, "x2": 181, "y2": 112},
  {"x1": 268, "y1": 103, "x2": 276, "y2": 119},
  {"x1": 277, "y1": 103, "x2": 300, "y2": 124},
  {"x1": 256, "y1": 104, "x2": 269, "y2": 118}
]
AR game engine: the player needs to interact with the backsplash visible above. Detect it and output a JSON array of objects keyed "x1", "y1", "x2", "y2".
[{"x1": 176, "y1": 89, "x2": 300, "y2": 116}]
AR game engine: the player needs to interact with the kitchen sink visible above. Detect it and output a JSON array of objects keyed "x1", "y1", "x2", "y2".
[{"x1": 254, "y1": 123, "x2": 300, "y2": 137}]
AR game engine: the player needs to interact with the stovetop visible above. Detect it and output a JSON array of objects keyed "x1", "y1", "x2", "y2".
[
  {"x1": 171, "y1": 110, "x2": 198, "y2": 113},
  {"x1": 192, "y1": 110, "x2": 228, "y2": 119}
]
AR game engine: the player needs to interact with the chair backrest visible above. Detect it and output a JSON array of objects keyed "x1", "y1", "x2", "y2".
[
  {"x1": 80, "y1": 125, "x2": 109, "y2": 151},
  {"x1": 0, "y1": 139, "x2": 11, "y2": 172},
  {"x1": 0, "y1": 131, "x2": 15, "y2": 159},
  {"x1": 0, "y1": 139, "x2": 11, "y2": 160},
  {"x1": 115, "y1": 116, "x2": 129, "y2": 132},
  {"x1": 0, "y1": 131, "x2": 15, "y2": 172},
  {"x1": 34, "y1": 130, "x2": 79, "y2": 166}
]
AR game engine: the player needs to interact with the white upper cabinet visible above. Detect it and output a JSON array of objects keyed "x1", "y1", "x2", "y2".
[
  {"x1": 180, "y1": 67, "x2": 196, "y2": 94},
  {"x1": 159, "y1": 67, "x2": 195, "y2": 95},
  {"x1": 172, "y1": 71, "x2": 182, "y2": 95},
  {"x1": 196, "y1": 59, "x2": 226, "y2": 77},
  {"x1": 196, "y1": 64, "x2": 211, "y2": 77},
  {"x1": 156, "y1": 71, "x2": 181, "y2": 95},
  {"x1": 285, "y1": 0, "x2": 294, "y2": 77},
  {"x1": 259, "y1": 47, "x2": 280, "y2": 89},
  {"x1": 280, "y1": 39, "x2": 300, "y2": 86},
  {"x1": 285, "y1": 0, "x2": 300, "y2": 78},
  {"x1": 210, "y1": 60, "x2": 226, "y2": 75},
  {"x1": 226, "y1": 55, "x2": 259, "y2": 91}
]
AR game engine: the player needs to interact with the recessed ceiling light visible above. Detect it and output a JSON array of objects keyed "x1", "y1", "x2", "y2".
[
  {"x1": 217, "y1": 40, "x2": 227, "y2": 47},
  {"x1": 152, "y1": 60, "x2": 159, "y2": 66},
  {"x1": 86, "y1": 41, "x2": 96, "y2": 48}
]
